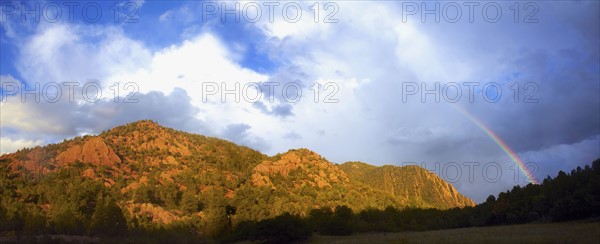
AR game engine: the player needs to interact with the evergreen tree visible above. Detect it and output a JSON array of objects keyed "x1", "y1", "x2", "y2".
[{"x1": 89, "y1": 194, "x2": 127, "y2": 236}]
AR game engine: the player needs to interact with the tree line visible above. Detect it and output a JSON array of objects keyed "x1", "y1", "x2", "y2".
[
  {"x1": 226, "y1": 159, "x2": 600, "y2": 243},
  {"x1": 1, "y1": 159, "x2": 598, "y2": 243}
]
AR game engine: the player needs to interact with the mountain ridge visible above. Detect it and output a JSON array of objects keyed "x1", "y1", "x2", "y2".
[
  {"x1": 340, "y1": 162, "x2": 475, "y2": 208},
  {"x1": 0, "y1": 120, "x2": 475, "y2": 229}
]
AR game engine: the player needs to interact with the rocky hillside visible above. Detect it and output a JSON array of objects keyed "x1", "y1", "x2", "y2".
[
  {"x1": 0, "y1": 120, "x2": 474, "y2": 234},
  {"x1": 340, "y1": 162, "x2": 475, "y2": 208}
]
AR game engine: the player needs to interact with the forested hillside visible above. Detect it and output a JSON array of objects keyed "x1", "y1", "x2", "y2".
[
  {"x1": 0, "y1": 121, "x2": 598, "y2": 242},
  {"x1": 230, "y1": 159, "x2": 600, "y2": 242},
  {"x1": 340, "y1": 162, "x2": 475, "y2": 209},
  {"x1": 0, "y1": 120, "x2": 473, "y2": 241}
]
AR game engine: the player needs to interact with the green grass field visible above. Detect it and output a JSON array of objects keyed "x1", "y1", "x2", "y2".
[{"x1": 310, "y1": 221, "x2": 600, "y2": 244}]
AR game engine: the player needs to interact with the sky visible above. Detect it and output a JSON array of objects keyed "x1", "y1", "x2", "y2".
[{"x1": 0, "y1": 0, "x2": 599, "y2": 203}]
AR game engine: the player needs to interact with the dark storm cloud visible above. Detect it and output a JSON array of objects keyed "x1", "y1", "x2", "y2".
[
  {"x1": 222, "y1": 124, "x2": 251, "y2": 141},
  {"x1": 283, "y1": 132, "x2": 302, "y2": 140},
  {"x1": 247, "y1": 65, "x2": 312, "y2": 118},
  {"x1": 1, "y1": 85, "x2": 211, "y2": 142},
  {"x1": 476, "y1": 47, "x2": 599, "y2": 154},
  {"x1": 253, "y1": 101, "x2": 294, "y2": 118},
  {"x1": 221, "y1": 123, "x2": 270, "y2": 151},
  {"x1": 1, "y1": 81, "x2": 273, "y2": 153},
  {"x1": 397, "y1": 0, "x2": 600, "y2": 158},
  {"x1": 271, "y1": 103, "x2": 294, "y2": 117},
  {"x1": 92, "y1": 88, "x2": 211, "y2": 135}
]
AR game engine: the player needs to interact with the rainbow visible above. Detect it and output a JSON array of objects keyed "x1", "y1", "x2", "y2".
[{"x1": 452, "y1": 105, "x2": 540, "y2": 184}]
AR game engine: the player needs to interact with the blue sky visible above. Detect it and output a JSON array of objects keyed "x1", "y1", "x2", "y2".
[{"x1": 1, "y1": 0, "x2": 599, "y2": 202}]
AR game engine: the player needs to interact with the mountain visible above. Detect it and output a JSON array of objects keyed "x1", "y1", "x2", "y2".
[
  {"x1": 0, "y1": 120, "x2": 474, "y2": 235},
  {"x1": 340, "y1": 162, "x2": 475, "y2": 209}
]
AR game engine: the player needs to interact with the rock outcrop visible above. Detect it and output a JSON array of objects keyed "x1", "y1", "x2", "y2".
[
  {"x1": 56, "y1": 137, "x2": 121, "y2": 167},
  {"x1": 251, "y1": 149, "x2": 349, "y2": 189}
]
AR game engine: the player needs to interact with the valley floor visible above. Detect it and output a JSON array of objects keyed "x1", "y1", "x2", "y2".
[
  {"x1": 310, "y1": 221, "x2": 600, "y2": 244},
  {"x1": 1, "y1": 221, "x2": 598, "y2": 243}
]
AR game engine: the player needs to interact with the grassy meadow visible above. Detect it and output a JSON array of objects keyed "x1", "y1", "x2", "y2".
[{"x1": 310, "y1": 221, "x2": 600, "y2": 244}]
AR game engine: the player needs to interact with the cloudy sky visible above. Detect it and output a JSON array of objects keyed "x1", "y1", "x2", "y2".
[{"x1": 1, "y1": 1, "x2": 598, "y2": 202}]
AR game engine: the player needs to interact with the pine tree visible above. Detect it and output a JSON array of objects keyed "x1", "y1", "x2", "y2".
[{"x1": 89, "y1": 194, "x2": 127, "y2": 236}]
